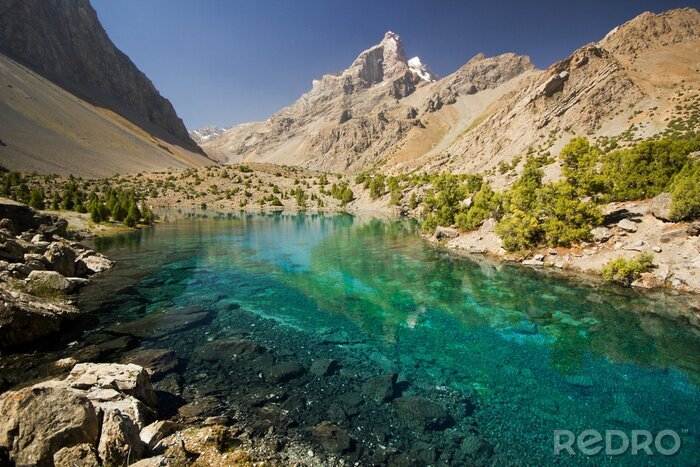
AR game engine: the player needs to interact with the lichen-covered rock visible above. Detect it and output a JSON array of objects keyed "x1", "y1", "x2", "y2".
[
  {"x1": 650, "y1": 192, "x2": 673, "y2": 222},
  {"x1": 44, "y1": 242, "x2": 77, "y2": 277},
  {"x1": 97, "y1": 409, "x2": 143, "y2": 466},
  {"x1": 0, "y1": 381, "x2": 100, "y2": 466},
  {"x1": 27, "y1": 270, "x2": 72, "y2": 293},
  {"x1": 53, "y1": 443, "x2": 100, "y2": 467}
]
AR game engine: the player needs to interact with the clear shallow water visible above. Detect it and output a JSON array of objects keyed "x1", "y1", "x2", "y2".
[{"x1": 63, "y1": 212, "x2": 700, "y2": 463}]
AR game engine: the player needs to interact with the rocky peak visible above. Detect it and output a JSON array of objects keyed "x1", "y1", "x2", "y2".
[
  {"x1": 442, "y1": 52, "x2": 535, "y2": 94},
  {"x1": 346, "y1": 31, "x2": 409, "y2": 87},
  {"x1": 190, "y1": 126, "x2": 227, "y2": 143},
  {"x1": 408, "y1": 57, "x2": 438, "y2": 82}
]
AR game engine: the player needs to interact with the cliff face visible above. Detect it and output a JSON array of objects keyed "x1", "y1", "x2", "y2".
[{"x1": 0, "y1": 0, "x2": 201, "y2": 153}]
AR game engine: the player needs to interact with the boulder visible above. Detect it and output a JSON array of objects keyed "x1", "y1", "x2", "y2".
[
  {"x1": 263, "y1": 361, "x2": 306, "y2": 384},
  {"x1": 650, "y1": 192, "x2": 673, "y2": 222},
  {"x1": 36, "y1": 217, "x2": 68, "y2": 239},
  {"x1": 77, "y1": 252, "x2": 114, "y2": 275},
  {"x1": 44, "y1": 242, "x2": 77, "y2": 276},
  {"x1": 660, "y1": 228, "x2": 688, "y2": 243},
  {"x1": 66, "y1": 363, "x2": 157, "y2": 408},
  {"x1": 312, "y1": 421, "x2": 353, "y2": 453},
  {"x1": 522, "y1": 258, "x2": 544, "y2": 267},
  {"x1": 177, "y1": 396, "x2": 221, "y2": 418},
  {"x1": 121, "y1": 348, "x2": 179, "y2": 379},
  {"x1": 362, "y1": 373, "x2": 398, "y2": 403},
  {"x1": 393, "y1": 396, "x2": 453, "y2": 430},
  {"x1": 140, "y1": 420, "x2": 179, "y2": 451},
  {"x1": 0, "y1": 238, "x2": 25, "y2": 263},
  {"x1": 434, "y1": 226, "x2": 459, "y2": 240},
  {"x1": 0, "y1": 381, "x2": 100, "y2": 466},
  {"x1": 687, "y1": 221, "x2": 700, "y2": 237},
  {"x1": 53, "y1": 443, "x2": 100, "y2": 467},
  {"x1": 617, "y1": 218, "x2": 638, "y2": 232},
  {"x1": 310, "y1": 358, "x2": 339, "y2": 377},
  {"x1": 543, "y1": 71, "x2": 569, "y2": 96},
  {"x1": 97, "y1": 409, "x2": 143, "y2": 466},
  {"x1": 591, "y1": 226, "x2": 613, "y2": 243},
  {"x1": 110, "y1": 306, "x2": 211, "y2": 339},
  {"x1": 0, "y1": 291, "x2": 78, "y2": 349},
  {"x1": 27, "y1": 270, "x2": 73, "y2": 293}
]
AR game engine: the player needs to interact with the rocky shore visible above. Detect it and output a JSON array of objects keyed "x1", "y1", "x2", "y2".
[
  {"x1": 427, "y1": 198, "x2": 700, "y2": 297},
  {"x1": 0, "y1": 198, "x2": 114, "y2": 350}
]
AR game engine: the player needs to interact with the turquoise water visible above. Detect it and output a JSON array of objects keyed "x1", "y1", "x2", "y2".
[{"x1": 81, "y1": 211, "x2": 700, "y2": 464}]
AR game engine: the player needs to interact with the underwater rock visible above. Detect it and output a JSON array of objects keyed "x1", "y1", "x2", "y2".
[
  {"x1": 312, "y1": 421, "x2": 354, "y2": 453},
  {"x1": 110, "y1": 305, "x2": 212, "y2": 339},
  {"x1": 195, "y1": 338, "x2": 266, "y2": 362},
  {"x1": 362, "y1": 373, "x2": 398, "y2": 403},
  {"x1": 121, "y1": 348, "x2": 179, "y2": 379},
  {"x1": 263, "y1": 361, "x2": 306, "y2": 384},
  {"x1": 393, "y1": 396, "x2": 453, "y2": 430},
  {"x1": 177, "y1": 396, "x2": 222, "y2": 418},
  {"x1": 310, "y1": 358, "x2": 340, "y2": 377}
]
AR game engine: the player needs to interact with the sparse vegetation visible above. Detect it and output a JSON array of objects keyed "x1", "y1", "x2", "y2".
[{"x1": 602, "y1": 253, "x2": 654, "y2": 286}]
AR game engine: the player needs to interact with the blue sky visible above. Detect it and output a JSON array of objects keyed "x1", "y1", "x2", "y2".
[{"x1": 91, "y1": 0, "x2": 699, "y2": 130}]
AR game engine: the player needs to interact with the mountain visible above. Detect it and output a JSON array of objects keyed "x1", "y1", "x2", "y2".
[
  {"x1": 198, "y1": 32, "x2": 534, "y2": 172},
  {"x1": 201, "y1": 8, "x2": 700, "y2": 182},
  {"x1": 0, "y1": 0, "x2": 212, "y2": 176},
  {"x1": 424, "y1": 7, "x2": 700, "y2": 182},
  {"x1": 190, "y1": 126, "x2": 228, "y2": 144}
]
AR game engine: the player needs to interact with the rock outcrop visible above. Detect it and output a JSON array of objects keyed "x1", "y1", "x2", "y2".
[
  {"x1": 0, "y1": 363, "x2": 156, "y2": 466},
  {"x1": 0, "y1": 198, "x2": 114, "y2": 349}
]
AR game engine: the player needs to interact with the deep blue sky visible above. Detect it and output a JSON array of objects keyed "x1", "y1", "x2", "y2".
[{"x1": 91, "y1": 0, "x2": 699, "y2": 130}]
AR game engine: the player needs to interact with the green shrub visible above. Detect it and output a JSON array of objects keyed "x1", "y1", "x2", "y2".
[
  {"x1": 601, "y1": 253, "x2": 654, "y2": 286},
  {"x1": 536, "y1": 181, "x2": 602, "y2": 247},
  {"x1": 495, "y1": 210, "x2": 541, "y2": 251},
  {"x1": 669, "y1": 161, "x2": 700, "y2": 221}
]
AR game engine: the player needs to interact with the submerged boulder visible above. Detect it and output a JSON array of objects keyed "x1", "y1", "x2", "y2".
[
  {"x1": 393, "y1": 396, "x2": 453, "y2": 430},
  {"x1": 263, "y1": 361, "x2": 306, "y2": 384}
]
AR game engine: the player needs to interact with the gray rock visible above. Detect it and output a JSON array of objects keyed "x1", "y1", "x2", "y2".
[
  {"x1": 0, "y1": 238, "x2": 25, "y2": 262},
  {"x1": 522, "y1": 258, "x2": 544, "y2": 267},
  {"x1": 263, "y1": 361, "x2": 305, "y2": 384},
  {"x1": 0, "y1": 381, "x2": 100, "y2": 466},
  {"x1": 650, "y1": 192, "x2": 673, "y2": 222},
  {"x1": 177, "y1": 396, "x2": 221, "y2": 418},
  {"x1": 434, "y1": 226, "x2": 459, "y2": 240},
  {"x1": 27, "y1": 270, "x2": 73, "y2": 293},
  {"x1": 393, "y1": 396, "x2": 453, "y2": 430},
  {"x1": 44, "y1": 242, "x2": 77, "y2": 276},
  {"x1": 617, "y1": 218, "x2": 638, "y2": 232},
  {"x1": 77, "y1": 252, "x2": 114, "y2": 275},
  {"x1": 66, "y1": 363, "x2": 157, "y2": 408},
  {"x1": 362, "y1": 373, "x2": 398, "y2": 403},
  {"x1": 591, "y1": 226, "x2": 613, "y2": 243},
  {"x1": 543, "y1": 71, "x2": 569, "y2": 96}
]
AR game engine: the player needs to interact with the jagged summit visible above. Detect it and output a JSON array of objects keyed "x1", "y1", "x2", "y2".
[{"x1": 408, "y1": 57, "x2": 438, "y2": 82}]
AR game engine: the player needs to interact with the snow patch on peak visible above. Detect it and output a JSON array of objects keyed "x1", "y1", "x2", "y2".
[{"x1": 408, "y1": 56, "x2": 438, "y2": 82}]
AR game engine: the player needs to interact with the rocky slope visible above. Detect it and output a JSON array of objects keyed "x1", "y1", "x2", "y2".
[
  {"x1": 0, "y1": 0, "x2": 212, "y2": 175},
  {"x1": 201, "y1": 8, "x2": 700, "y2": 183},
  {"x1": 426, "y1": 7, "x2": 700, "y2": 181},
  {"x1": 198, "y1": 31, "x2": 535, "y2": 173}
]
